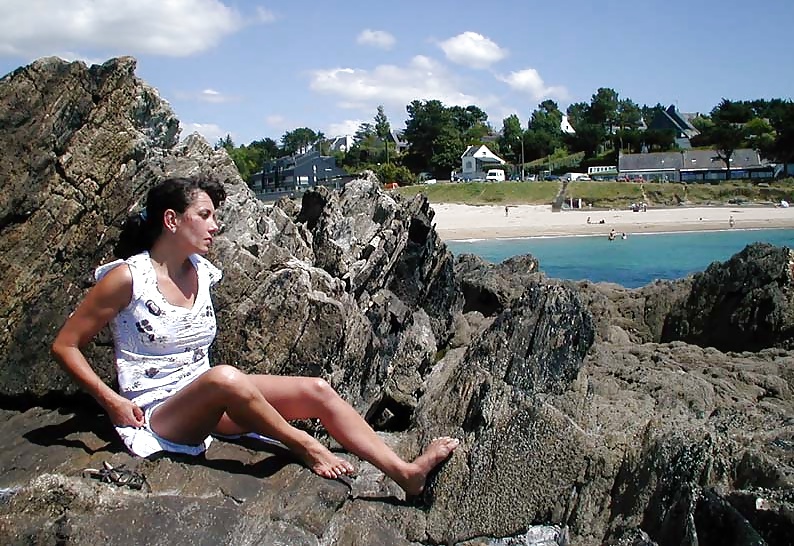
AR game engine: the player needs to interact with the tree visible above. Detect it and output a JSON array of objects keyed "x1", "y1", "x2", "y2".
[
  {"x1": 527, "y1": 100, "x2": 564, "y2": 159},
  {"x1": 353, "y1": 122, "x2": 375, "y2": 144},
  {"x1": 374, "y1": 105, "x2": 392, "y2": 164},
  {"x1": 711, "y1": 121, "x2": 747, "y2": 180},
  {"x1": 744, "y1": 117, "x2": 775, "y2": 155},
  {"x1": 643, "y1": 129, "x2": 675, "y2": 152},
  {"x1": 498, "y1": 114, "x2": 523, "y2": 163},
  {"x1": 709, "y1": 99, "x2": 757, "y2": 179},
  {"x1": 641, "y1": 103, "x2": 665, "y2": 127},
  {"x1": 223, "y1": 137, "x2": 281, "y2": 185},
  {"x1": 428, "y1": 124, "x2": 464, "y2": 176},
  {"x1": 281, "y1": 127, "x2": 319, "y2": 155},
  {"x1": 401, "y1": 100, "x2": 486, "y2": 177},
  {"x1": 402, "y1": 99, "x2": 455, "y2": 175},
  {"x1": 565, "y1": 102, "x2": 589, "y2": 129},
  {"x1": 450, "y1": 105, "x2": 488, "y2": 135},
  {"x1": 350, "y1": 122, "x2": 378, "y2": 164},
  {"x1": 215, "y1": 134, "x2": 234, "y2": 151},
  {"x1": 711, "y1": 98, "x2": 754, "y2": 124},
  {"x1": 617, "y1": 99, "x2": 643, "y2": 130},
  {"x1": 314, "y1": 131, "x2": 327, "y2": 155},
  {"x1": 764, "y1": 100, "x2": 794, "y2": 173},
  {"x1": 612, "y1": 128, "x2": 643, "y2": 154},
  {"x1": 565, "y1": 102, "x2": 605, "y2": 159},
  {"x1": 589, "y1": 87, "x2": 620, "y2": 132}
]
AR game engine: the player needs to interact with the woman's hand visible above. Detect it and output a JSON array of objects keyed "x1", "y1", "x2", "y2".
[{"x1": 104, "y1": 394, "x2": 145, "y2": 428}]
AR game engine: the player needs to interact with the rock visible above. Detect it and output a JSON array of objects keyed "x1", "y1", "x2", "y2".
[
  {"x1": 455, "y1": 253, "x2": 541, "y2": 316},
  {"x1": 662, "y1": 243, "x2": 794, "y2": 351},
  {"x1": 574, "y1": 278, "x2": 693, "y2": 344},
  {"x1": 0, "y1": 56, "x2": 181, "y2": 397}
]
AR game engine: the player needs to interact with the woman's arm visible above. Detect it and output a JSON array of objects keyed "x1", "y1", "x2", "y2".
[{"x1": 51, "y1": 265, "x2": 144, "y2": 427}]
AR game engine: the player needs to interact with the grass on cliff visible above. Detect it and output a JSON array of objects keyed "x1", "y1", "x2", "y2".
[
  {"x1": 572, "y1": 179, "x2": 794, "y2": 208},
  {"x1": 395, "y1": 181, "x2": 560, "y2": 205},
  {"x1": 395, "y1": 178, "x2": 794, "y2": 207}
]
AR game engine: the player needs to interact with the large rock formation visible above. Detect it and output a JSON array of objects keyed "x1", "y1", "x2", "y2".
[
  {"x1": 0, "y1": 57, "x2": 792, "y2": 545},
  {"x1": 661, "y1": 243, "x2": 794, "y2": 352}
]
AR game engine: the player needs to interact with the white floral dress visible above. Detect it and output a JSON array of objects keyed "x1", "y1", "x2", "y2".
[{"x1": 94, "y1": 251, "x2": 222, "y2": 457}]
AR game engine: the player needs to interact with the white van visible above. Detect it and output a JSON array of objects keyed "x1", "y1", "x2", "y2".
[{"x1": 485, "y1": 169, "x2": 505, "y2": 182}]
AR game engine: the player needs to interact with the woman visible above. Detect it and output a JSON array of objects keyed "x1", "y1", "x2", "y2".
[{"x1": 51, "y1": 177, "x2": 458, "y2": 495}]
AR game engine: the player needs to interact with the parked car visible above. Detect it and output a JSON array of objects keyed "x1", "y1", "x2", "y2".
[
  {"x1": 616, "y1": 175, "x2": 629, "y2": 182},
  {"x1": 485, "y1": 169, "x2": 506, "y2": 182},
  {"x1": 544, "y1": 175, "x2": 560, "y2": 181}
]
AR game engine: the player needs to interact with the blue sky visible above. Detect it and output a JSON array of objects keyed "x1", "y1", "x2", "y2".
[{"x1": 1, "y1": 0, "x2": 791, "y2": 146}]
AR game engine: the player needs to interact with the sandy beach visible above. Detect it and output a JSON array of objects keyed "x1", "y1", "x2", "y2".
[{"x1": 430, "y1": 203, "x2": 794, "y2": 240}]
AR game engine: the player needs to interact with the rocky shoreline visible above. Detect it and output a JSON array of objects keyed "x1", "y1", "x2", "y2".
[{"x1": 0, "y1": 57, "x2": 792, "y2": 545}]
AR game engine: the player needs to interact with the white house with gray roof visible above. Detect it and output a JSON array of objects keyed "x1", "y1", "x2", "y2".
[{"x1": 460, "y1": 144, "x2": 506, "y2": 181}]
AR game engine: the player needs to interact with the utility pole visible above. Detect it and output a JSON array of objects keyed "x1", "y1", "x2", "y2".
[{"x1": 515, "y1": 133, "x2": 526, "y2": 181}]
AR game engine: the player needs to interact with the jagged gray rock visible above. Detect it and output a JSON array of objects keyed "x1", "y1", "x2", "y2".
[
  {"x1": 1, "y1": 56, "x2": 792, "y2": 546},
  {"x1": 662, "y1": 243, "x2": 794, "y2": 351}
]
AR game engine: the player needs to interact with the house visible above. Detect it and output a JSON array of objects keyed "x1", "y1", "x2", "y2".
[
  {"x1": 618, "y1": 149, "x2": 775, "y2": 182},
  {"x1": 460, "y1": 144, "x2": 506, "y2": 181},
  {"x1": 647, "y1": 105, "x2": 701, "y2": 149},
  {"x1": 560, "y1": 114, "x2": 576, "y2": 134},
  {"x1": 249, "y1": 149, "x2": 351, "y2": 196},
  {"x1": 386, "y1": 130, "x2": 409, "y2": 155},
  {"x1": 326, "y1": 135, "x2": 354, "y2": 153}
]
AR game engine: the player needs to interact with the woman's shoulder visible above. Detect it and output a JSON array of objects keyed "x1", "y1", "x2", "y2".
[
  {"x1": 191, "y1": 254, "x2": 223, "y2": 286},
  {"x1": 94, "y1": 252, "x2": 148, "y2": 282},
  {"x1": 90, "y1": 260, "x2": 134, "y2": 309}
]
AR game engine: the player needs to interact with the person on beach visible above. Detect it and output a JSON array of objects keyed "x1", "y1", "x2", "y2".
[
  {"x1": 729, "y1": 215, "x2": 736, "y2": 228},
  {"x1": 504, "y1": 206, "x2": 509, "y2": 217},
  {"x1": 608, "y1": 228, "x2": 616, "y2": 241},
  {"x1": 50, "y1": 177, "x2": 459, "y2": 496},
  {"x1": 621, "y1": 232, "x2": 627, "y2": 240},
  {"x1": 586, "y1": 216, "x2": 591, "y2": 224}
]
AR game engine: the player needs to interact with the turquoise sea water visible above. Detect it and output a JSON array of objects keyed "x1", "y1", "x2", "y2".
[{"x1": 446, "y1": 229, "x2": 794, "y2": 289}]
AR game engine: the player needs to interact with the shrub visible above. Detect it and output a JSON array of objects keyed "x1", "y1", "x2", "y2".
[{"x1": 377, "y1": 163, "x2": 416, "y2": 186}]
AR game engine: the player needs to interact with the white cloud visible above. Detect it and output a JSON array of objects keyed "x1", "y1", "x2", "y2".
[
  {"x1": 44, "y1": 51, "x2": 105, "y2": 66},
  {"x1": 182, "y1": 122, "x2": 228, "y2": 144},
  {"x1": 265, "y1": 114, "x2": 286, "y2": 127},
  {"x1": 327, "y1": 119, "x2": 363, "y2": 136},
  {"x1": 309, "y1": 55, "x2": 483, "y2": 112},
  {"x1": 356, "y1": 29, "x2": 395, "y2": 50},
  {"x1": 0, "y1": 0, "x2": 246, "y2": 58},
  {"x1": 255, "y1": 7, "x2": 277, "y2": 23},
  {"x1": 198, "y1": 88, "x2": 236, "y2": 103},
  {"x1": 173, "y1": 88, "x2": 238, "y2": 103},
  {"x1": 498, "y1": 68, "x2": 569, "y2": 101},
  {"x1": 438, "y1": 31, "x2": 507, "y2": 69}
]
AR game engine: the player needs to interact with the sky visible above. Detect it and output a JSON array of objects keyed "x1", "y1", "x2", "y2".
[{"x1": 1, "y1": 0, "x2": 792, "y2": 147}]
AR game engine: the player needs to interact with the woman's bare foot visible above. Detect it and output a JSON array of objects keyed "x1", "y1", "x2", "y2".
[
  {"x1": 296, "y1": 437, "x2": 356, "y2": 479},
  {"x1": 397, "y1": 437, "x2": 460, "y2": 496}
]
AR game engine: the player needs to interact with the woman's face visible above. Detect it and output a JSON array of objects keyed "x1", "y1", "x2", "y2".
[{"x1": 172, "y1": 190, "x2": 220, "y2": 254}]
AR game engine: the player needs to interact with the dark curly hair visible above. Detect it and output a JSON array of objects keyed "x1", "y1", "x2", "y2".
[{"x1": 113, "y1": 177, "x2": 226, "y2": 259}]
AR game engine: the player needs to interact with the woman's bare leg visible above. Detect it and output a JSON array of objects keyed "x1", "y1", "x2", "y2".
[
  {"x1": 215, "y1": 374, "x2": 459, "y2": 495},
  {"x1": 148, "y1": 366, "x2": 353, "y2": 479}
]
